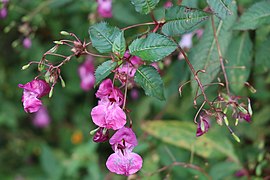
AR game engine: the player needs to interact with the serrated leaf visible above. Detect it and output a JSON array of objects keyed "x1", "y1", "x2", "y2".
[
  {"x1": 95, "y1": 60, "x2": 117, "y2": 86},
  {"x1": 226, "y1": 32, "x2": 252, "y2": 93},
  {"x1": 256, "y1": 36, "x2": 270, "y2": 73},
  {"x1": 162, "y1": 6, "x2": 210, "y2": 36},
  {"x1": 234, "y1": 1, "x2": 270, "y2": 30},
  {"x1": 131, "y1": 0, "x2": 160, "y2": 14},
  {"x1": 129, "y1": 33, "x2": 177, "y2": 62},
  {"x1": 189, "y1": 2, "x2": 237, "y2": 94},
  {"x1": 207, "y1": 0, "x2": 233, "y2": 20},
  {"x1": 141, "y1": 120, "x2": 239, "y2": 163},
  {"x1": 112, "y1": 31, "x2": 126, "y2": 58},
  {"x1": 89, "y1": 22, "x2": 121, "y2": 53},
  {"x1": 134, "y1": 65, "x2": 165, "y2": 100}
]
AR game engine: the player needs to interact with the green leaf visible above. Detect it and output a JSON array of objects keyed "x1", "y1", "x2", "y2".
[
  {"x1": 162, "y1": 6, "x2": 210, "y2": 36},
  {"x1": 40, "y1": 145, "x2": 63, "y2": 179},
  {"x1": 112, "y1": 31, "x2": 126, "y2": 58},
  {"x1": 130, "y1": 0, "x2": 160, "y2": 14},
  {"x1": 95, "y1": 60, "x2": 117, "y2": 86},
  {"x1": 129, "y1": 33, "x2": 177, "y2": 62},
  {"x1": 189, "y1": 2, "x2": 237, "y2": 93},
  {"x1": 206, "y1": 0, "x2": 233, "y2": 20},
  {"x1": 234, "y1": 1, "x2": 270, "y2": 30},
  {"x1": 226, "y1": 32, "x2": 253, "y2": 93},
  {"x1": 141, "y1": 120, "x2": 240, "y2": 163},
  {"x1": 255, "y1": 36, "x2": 270, "y2": 73},
  {"x1": 89, "y1": 22, "x2": 121, "y2": 53},
  {"x1": 134, "y1": 65, "x2": 165, "y2": 100}
]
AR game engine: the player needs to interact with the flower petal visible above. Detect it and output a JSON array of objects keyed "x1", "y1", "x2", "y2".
[{"x1": 106, "y1": 151, "x2": 143, "y2": 176}]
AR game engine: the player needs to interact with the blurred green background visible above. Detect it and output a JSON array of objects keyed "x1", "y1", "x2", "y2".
[{"x1": 0, "y1": 0, "x2": 269, "y2": 179}]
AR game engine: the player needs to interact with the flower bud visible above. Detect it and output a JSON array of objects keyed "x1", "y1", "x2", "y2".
[
  {"x1": 93, "y1": 127, "x2": 109, "y2": 143},
  {"x1": 232, "y1": 133, "x2": 240, "y2": 143},
  {"x1": 53, "y1": 40, "x2": 63, "y2": 45},
  {"x1": 49, "y1": 87, "x2": 53, "y2": 98},
  {"x1": 21, "y1": 64, "x2": 30, "y2": 70},
  {"x1": 60, "y1": 31, "x2": 70, "y2": 36}
]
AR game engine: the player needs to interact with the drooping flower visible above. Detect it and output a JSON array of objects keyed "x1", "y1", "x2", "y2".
[
  {"x1": 91, "y1": 99, "x2": 126, "y2": 130},
  {"x1": 78, "y1": 56, "x2": 95, "y2": 91},
  {"x1": 32, "y1": 106, "x2": 50, "y2": 128},
  {"x1": 196, "y1": 113, "x2": 210, "y2": 137},
  {"x1": 91, "y1": 79, "x2": 126, "y2": 130},
  {"x1": 97, "y1": 0, "x2": 112, "y2": 18},
  {"x1": 18, "y1": 79, "x2": 50, "y2": 113},
  {"x1": 106, "y1": 127, "x2": 143, "y2": 176},
  {"x1": 23, "y1": 37, "x2": 32, "y2": 49}
]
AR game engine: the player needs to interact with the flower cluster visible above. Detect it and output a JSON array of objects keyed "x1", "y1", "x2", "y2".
[
  {"x1": 106, "y1": 127, "x2": 143, "y2": 176},
  {"x1": 116, "y1": 51, "x2": 142, "y2": 86},
  {"x1": 96, "y1": 0, "x2": 112, "y2": 18},
  {"x1": 78, "y1": 56, "x2": 95, "y2": 91},
  {"x1": 91, "y1": 79, "x2": 126, "y2": 130},
  {"x1": 18, "y1": 79, "x2": 51, "y2": 113}
]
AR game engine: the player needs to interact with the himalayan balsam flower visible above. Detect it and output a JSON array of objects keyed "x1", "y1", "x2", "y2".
[
  {"x1": 23, "y1": 37, "x2": 32, "y2": 49},
  {"x1": 106, "y1": 127, "x2": 143, "y2": 176},
  {"x1": 97, "y1": 0, "x2": 112, "y2": 18},
  {"x1": 91, "y1": 79, "x2": 126, "y2": 130},
  {"x1": 78, "y1": 57, "x2": 95, "y2": 91},
  {"x1": 32, "y1": 106, "x2": 50, "y2": 128},
  {"x1": 18, "y1": 79, "x2": 50, "y2": 113},
  {"x1": 196, "y1": 113, "x2": 210, "y2": 137}
]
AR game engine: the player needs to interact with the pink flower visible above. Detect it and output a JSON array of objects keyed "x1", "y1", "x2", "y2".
[
  {"x1": 23, "y1": 37, "x2": 32, "y2": 49},
  {"x1": 91, "y1": 99, "x2": 126, "y2": 130},
  {"x1": 196, "y1": 113, "x2": 210, "y2": 137},
  {"x1": 106, "y1": 127, "x2": 143, "y2": 176},
  {"x1": 0, "y1": 7, "x2": 7, "y2": 19},
  {"x1": 97, "y1": 0, "x2": 112, "y2": 18},
  {"x1": 96, "y1": 79, "x2": 124, "y2": 105},
  {"x1": 78, "y1": 57, "x2": 95, "y2": 91},
  {"x1": 179, "y1": 33, "x2": 193, "y2": 49},
  {"x1": 32, "y1": 106, "x2": 50, "y2": 128},
  {"x1": 18, "y1": 79, "x2": 50, "y2": 113},
  {"x1": 164, "y1": 1, "x2": 173, "y2": 8}
]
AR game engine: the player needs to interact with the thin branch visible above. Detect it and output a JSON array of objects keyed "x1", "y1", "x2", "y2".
[{"x1": 211, "y1": 16, "x2": 230, "y2": 95}]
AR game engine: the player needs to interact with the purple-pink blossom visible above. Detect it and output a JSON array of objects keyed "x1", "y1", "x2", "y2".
[
  {"x1": 91, "y1": 99, "x2": 126, "y2": 130},
  {"x1": 32, "y1": 106, "x2": 50, "y2": 128},
  {"x1": 97, "y1": 0, "x2": 112, "y2": 18},
  {"x1": 106, "y1": 127, "x2": 143, "y2": 176},
  {"x1": 18, "y1": 79, "x2": 51, "y2": 113},
  {"x1": 78, "y1": 56, "x2": 95, "y2": 91},
  {"x1": 91, "y1": 79, "x2": 126, "y2": 130},
  {"x1": 196, "y1": 113, "x2": 210, "y2": 137},
  {"x1": 23, "y1": 37, "x2": 32, "y2": 49},
  {"x1": 0, "y1": 7, "x2": 7, "y2": 19}
]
